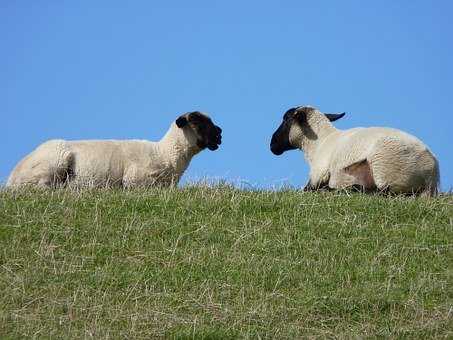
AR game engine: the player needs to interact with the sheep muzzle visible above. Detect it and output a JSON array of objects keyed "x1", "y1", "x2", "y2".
[{"x1": 270, "y1": 121, "x2": 296, "y2": 155}]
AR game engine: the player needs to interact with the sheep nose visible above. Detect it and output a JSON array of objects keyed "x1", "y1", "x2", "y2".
[
  {"x1": 270, "y1": 143, "x2": 283, "y2": 155},
  {"x1": 270, "y1": 134, "x2": 277, "y2": 147},
  {"x1": 270, "y1": 135, "x2": 282, "y2": 155}
]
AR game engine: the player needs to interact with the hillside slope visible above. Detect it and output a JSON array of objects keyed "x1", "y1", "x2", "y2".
[{"x1": 0, "y1": 187, "x2": 452, "y2": 338}]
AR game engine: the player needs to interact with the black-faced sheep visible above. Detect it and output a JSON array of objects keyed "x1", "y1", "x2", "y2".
[
  {"x1": 7, "y1": 111, "x2": 222, "y2": 188},
  {"x1": 270, "y1": 106, "x2": 439, "y2": 196}
]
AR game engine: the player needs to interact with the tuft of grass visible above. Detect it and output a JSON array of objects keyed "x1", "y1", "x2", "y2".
[{"x1": 0, "y1": 186, "x2": 452, "y2": 338}]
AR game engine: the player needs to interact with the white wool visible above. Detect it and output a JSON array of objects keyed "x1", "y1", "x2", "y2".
[
  {"x1": 290, "y1": 109, "x2": 439, "y2": 195},
  {"x1": 7, "y1": 122, "x2": 203, "y2": 188}
]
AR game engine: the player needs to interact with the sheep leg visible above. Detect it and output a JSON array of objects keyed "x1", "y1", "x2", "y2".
[
  {"x1": 303, "y1": 179, "x2": 314, "y2": 191},
  {"x1": 303, "y1": 177, "x2": 330, "y2": 191},
  {"x1": 329, "y1": 159, "x2": 377, "y2": 192},
  {"x1": 123, "y1": 166, "x2": 176, "y2": 188},
  {"x1": 343, "y1": 159, "x2": 376, "y2": 191}
]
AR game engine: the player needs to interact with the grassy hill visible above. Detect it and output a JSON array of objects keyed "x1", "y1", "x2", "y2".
[{"x1": 0, "y1": 187, "x2": 452, "y2": 338}]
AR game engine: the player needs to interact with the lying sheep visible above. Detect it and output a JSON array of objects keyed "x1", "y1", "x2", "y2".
[
  {"x1": 270, "y1": 106, "x2": 439, "y2": 196},
  {"x1": 7, "y1": 111, "x2": 222, "y2": 188}
]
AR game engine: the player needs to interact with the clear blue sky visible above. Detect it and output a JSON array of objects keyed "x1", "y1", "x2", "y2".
[{"x1": 2, "y1": 1, "x2": 452, "y2": 190}]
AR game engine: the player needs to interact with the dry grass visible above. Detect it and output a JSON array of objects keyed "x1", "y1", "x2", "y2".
[{"x1": 0, "y1": 186, "x2": 452, "y2": 338}]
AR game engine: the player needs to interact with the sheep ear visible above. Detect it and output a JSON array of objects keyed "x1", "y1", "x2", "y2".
[
  {"x1": 294, "y1": 110, "x2": 307, "y2": 124},
  {"x1": 175, "y1": 116, "x2": 188, "y2": 128},
  {"x1": 325, "y1": 112, "x2": 346, "y2": 122}
]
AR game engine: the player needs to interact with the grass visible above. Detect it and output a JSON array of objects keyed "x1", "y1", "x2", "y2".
[{"x1": 0, "y1": 186, "x2": 452, "y2": 338}]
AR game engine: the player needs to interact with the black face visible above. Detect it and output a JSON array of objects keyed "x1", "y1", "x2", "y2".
[
  {"x1": 270, "y1": 107, "x2": 302, "y2": 155},
  {"x1": 176, "y1": 111, "x2": 222, "y2": 151},
  {"x1": 270, "y1": 106, "x2": 346, "y2": 155}
]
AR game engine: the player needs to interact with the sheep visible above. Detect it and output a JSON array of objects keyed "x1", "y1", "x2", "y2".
[
  {"x1": 6, "y1": 111, "x2": 222, "y2": 188},
  {"x1": 270, "y1": 106, "x2": 439, "y2": 196}
]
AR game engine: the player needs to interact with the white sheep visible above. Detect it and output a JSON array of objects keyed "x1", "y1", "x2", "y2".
[
  {"x1": 270, "y1": 106, "x2": 439, "y2": 196},
  {"x1": 6, "y1": 111, "x2": 222, "y2": 188}
]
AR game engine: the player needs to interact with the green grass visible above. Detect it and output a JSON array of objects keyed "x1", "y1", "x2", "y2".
[{"x1": 0, "y1": 186, "x2": 452, "y2": 338}]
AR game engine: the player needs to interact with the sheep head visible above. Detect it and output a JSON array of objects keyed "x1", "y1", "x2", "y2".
[
  {"x1": 176, "y1": 111, "x2": 222, "y2": 151},
  {"x1": 270, "y1": 106, "x2": 345, "y2": 155}
]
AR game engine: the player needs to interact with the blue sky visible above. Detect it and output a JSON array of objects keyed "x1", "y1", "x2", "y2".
[{"x1": 2, "y1": 1, "x2": 452, "y2": 190}]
